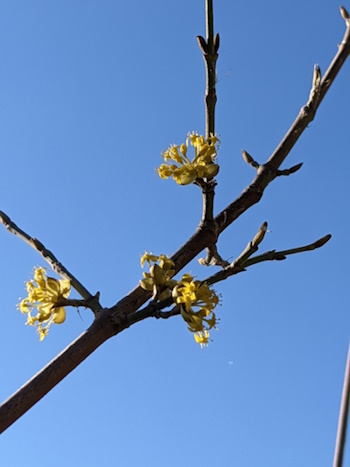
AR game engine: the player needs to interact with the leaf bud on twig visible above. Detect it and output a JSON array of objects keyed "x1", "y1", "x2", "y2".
[
  {"x1": 252, "y1": 222, "x2": 268, "y2": 247},
  {"x1": 312, "y1": 64, "x2": 321, "y2": 88},
  {"x1": 241, "y1": 150, "x2": 259, "y2": 169},
  {"x1": 340, "y1": 6, "x2": 350, "y2": 22},
  {"x1": 214, "y1": 33, "x2": 220, "y2": 52},
  {"x1": 197, "y1": 35, "x2": 208, "y2": 54}
]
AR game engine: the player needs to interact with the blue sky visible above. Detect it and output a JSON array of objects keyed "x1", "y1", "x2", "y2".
[{"x1": 0, "y1": 1, "x2": 349, "y2": 466}]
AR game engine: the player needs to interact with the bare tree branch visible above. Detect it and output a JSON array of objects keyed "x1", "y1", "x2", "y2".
[
  {"x1": 0, "y1": 7, "x2": 348, "y2": 436},
  {"x1": 0, "y1": 315, "x2": 116, "y2": 433}
]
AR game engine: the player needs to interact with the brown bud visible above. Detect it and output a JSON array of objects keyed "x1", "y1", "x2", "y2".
[
  {"x1": 214, "y1": 33, "x2": 220, "y2": 53},
  {"x1": 312, "y1": 64, "x2": 321, "y2": 88},
  {"x1": 340, "y1": 6, "x2": 350, "y2": 21},
  {"x1": 197, "y1": 35, "x2": 208, "y2": 54},
  {"x1": 252, "y1": 222, "x2": 268, "y2": 247},
  {"x1": 241, "y1": 150, "x2": 259, "y2": 169}
]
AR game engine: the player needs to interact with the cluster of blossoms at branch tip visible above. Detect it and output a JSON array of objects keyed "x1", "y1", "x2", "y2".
[
  {"x1": 157, "y1": 132, "x2": 220, "y2": 185},
  {"x1": 140, "y1": 253, "x2": 219, "y2": 347},
  {"x1": 18, "y1": 267, "x2": 71, "y2": 341}
]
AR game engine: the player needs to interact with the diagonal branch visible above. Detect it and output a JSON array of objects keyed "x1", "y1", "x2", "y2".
[{"x1": 0, "y1": 314, "x2": 116, "y2": 434}]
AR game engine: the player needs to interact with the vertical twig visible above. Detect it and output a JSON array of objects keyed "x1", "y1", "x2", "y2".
[
  {"x1": 333, "y1": 343, "x2": 350, "y2": 467},
  {"x1": 197, "y1": 0, "x2": 220, "y2": 226},
  {"x1": 204, "y1": 0, "x2": 218, "y2": 139}
]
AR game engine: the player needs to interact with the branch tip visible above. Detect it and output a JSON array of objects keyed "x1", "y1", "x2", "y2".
[
  {"x1": 308, "y1": 64, "x2": 322, "y2": 105},
  {"x1": 252, "y1": 222, "x2": 268, "y2": 247},
  {"x1": 314, "y1": 234, "x2": 332, "y2": 248},
  {"x1": 313, "y1": 64, "x2": 321, "y2": 87},
  {"x1": 340, "y1": 6, "x2": 350, "y2": 22}
]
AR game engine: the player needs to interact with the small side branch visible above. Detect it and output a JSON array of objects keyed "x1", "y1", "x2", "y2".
[
  {"x1": 242, "y1": 150, "x2": 303, "y2": 178},
  {"x1": 205, "y1": 226, "x2": 331, "y2": 287},
  {"x1": 127, "y1": 297, "x2": 180, "y2": 326},
  {"x1": 0, "y1": 211, "x2": 100, "y2": 311}
]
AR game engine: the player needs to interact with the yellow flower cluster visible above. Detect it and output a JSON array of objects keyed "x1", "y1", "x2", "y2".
[
  {"x1": 140, "y1": 252, "x2": 177, "y2": 301},
  {"x1": 157, "y1": 132, "x2": 220, "y2": 185},
  {"x1": 18, "y1": 267, "x2": 71, "y2": 341},
  {"x1": 140, "y1": 252, "x2": 219, "y2": 347},
  {"x1": 173, "y1": 273, "x2": 219, "y2": 347}
]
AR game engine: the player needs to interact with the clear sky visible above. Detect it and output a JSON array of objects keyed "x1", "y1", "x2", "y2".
[{"x1": 0, "y1": 1, "x2": 349, "y2": 466}]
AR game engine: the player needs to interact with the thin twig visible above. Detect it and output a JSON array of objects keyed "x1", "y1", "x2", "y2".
[
  {"x1": 127, "y1": 301, "x2": 180, "y2": 326},
  {"x1": 203, "y1": 0, "x2": 218, "y2": 138},
  {"x1": 196, "y1": 0, "x2": 220, "y2": 266},
  {"x1": 206, "y1": 232, "x2": 331, "y2": 286},
  {"x1": 333, "y1": 342, "x2": 350, "y2": 467},
  {"x1": 196, "y1": 0, "x2": 220, "y2": 227}
]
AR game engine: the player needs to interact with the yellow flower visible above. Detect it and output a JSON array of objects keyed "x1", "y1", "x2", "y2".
[
  {"x1": 140, "y1": 252, "x2": 176, "y2": 300},
  {"x1": 194, "y1": 330, "x2": 210, "y2": 348},
  {"x1": 156, "y1": 132, "x2": 220, "y2": 185},
  {"x1": 139, "y1": 253, "x2": 220, "y2": 347},
  {"x1": 18, "y1": 267, "x2": 71, "y2": 340},
  {"x1": 173, "y1": 274, "x2": 219, "y2": 346}
]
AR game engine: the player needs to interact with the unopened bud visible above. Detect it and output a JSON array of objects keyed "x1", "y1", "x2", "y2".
[
  {"x1": 312, "y1": 64, "x2": 321, "y2": 88},
  {"x1": 252, "y1": 222, "x2": 268, "y2": 247},
  {"x1": 340, "y1": 6, "x2": 350, "y2": 21}
]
